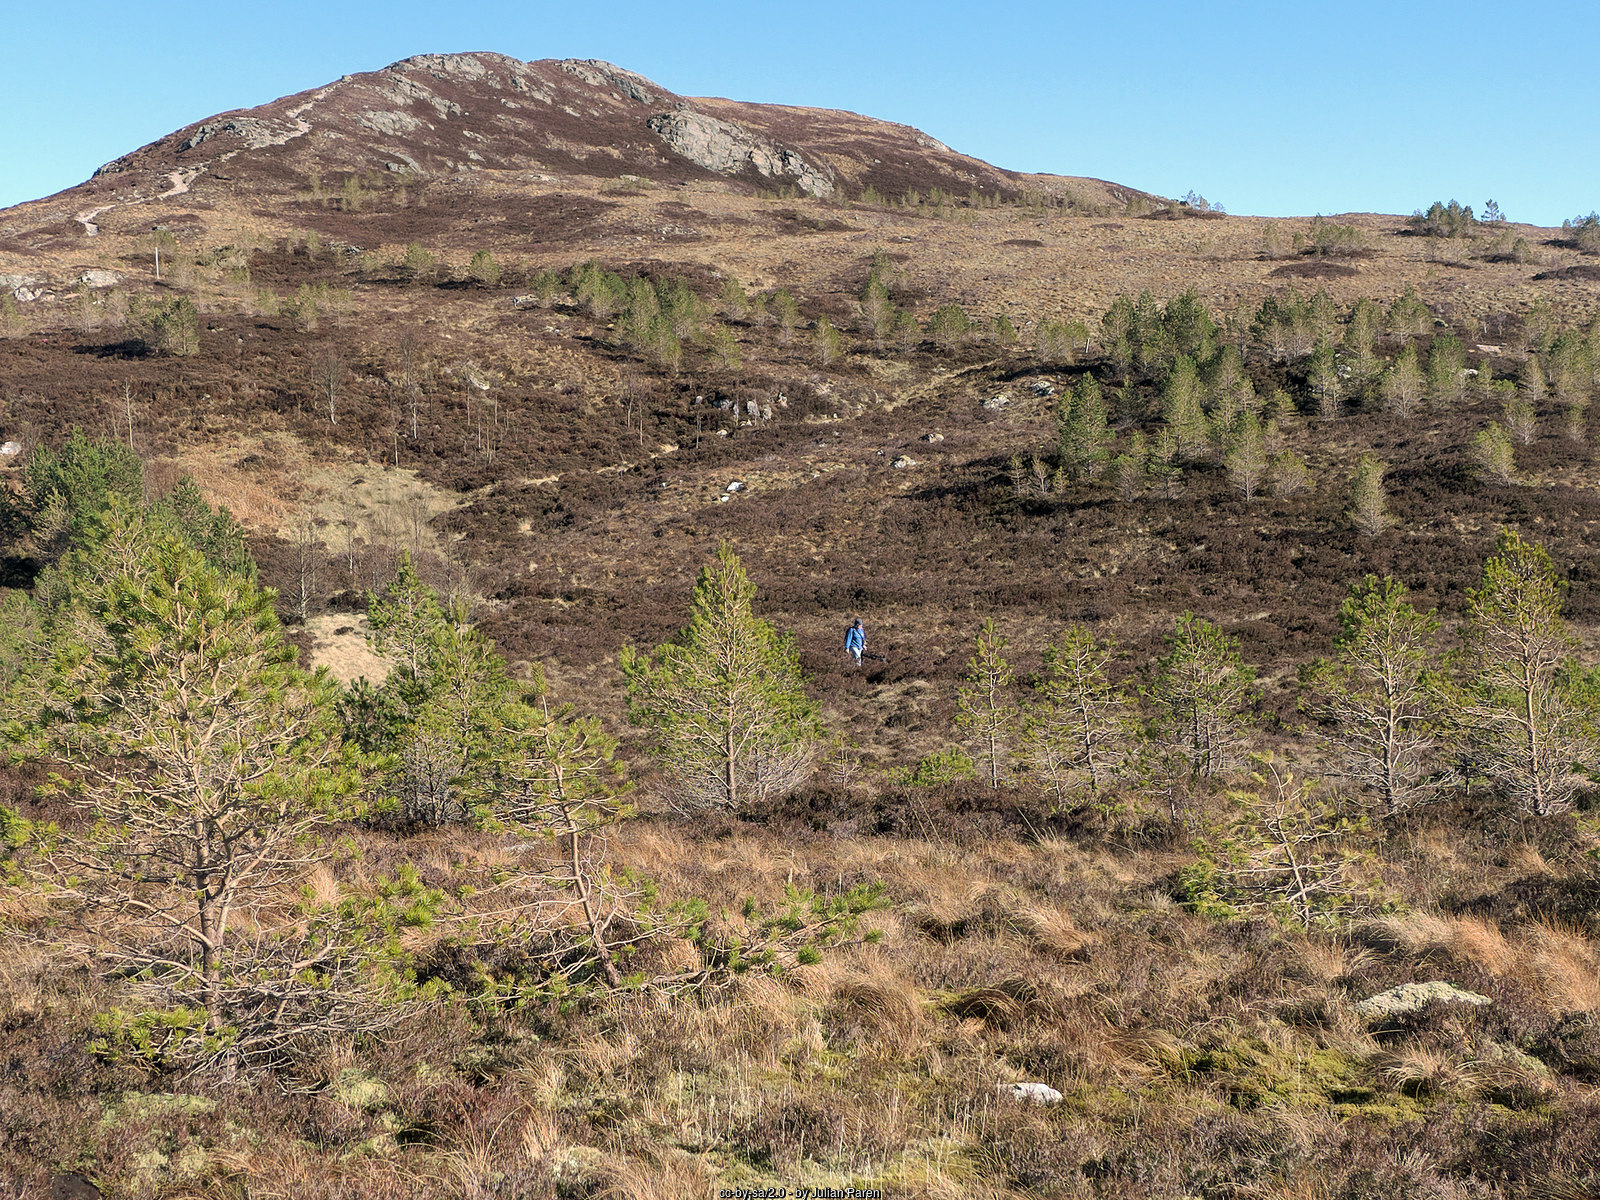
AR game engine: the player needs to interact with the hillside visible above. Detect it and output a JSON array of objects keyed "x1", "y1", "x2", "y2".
[{"x1": 2, "y1": 51, "x2": 1600, "y2": 1200}]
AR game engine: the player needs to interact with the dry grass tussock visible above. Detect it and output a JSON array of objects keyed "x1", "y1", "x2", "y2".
[{"x1": 1362, "y1": 909, "x2": 1600, "y2": 1012}]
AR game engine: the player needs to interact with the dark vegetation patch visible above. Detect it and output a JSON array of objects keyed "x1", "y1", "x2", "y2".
[
  {"x1": 1142, "y1": 206, "x2": 1227, "y2": 221},
  {"x1": 1270, "y1": 260, "x2": 1359, "y2": 279},
  {"x1": 767, "y1": 208, "x2": 856, "y2": 234},
  {"x1": 1533, "y1": 263, "x2": 1600, "y2": 282},
  {"x1": 287, "y1": 190, "x2": 617, "y2": 246}
]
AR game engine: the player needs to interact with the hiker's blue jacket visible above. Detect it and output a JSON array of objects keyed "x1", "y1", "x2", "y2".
[{"x1": 845, "y1": 625, "x2": 865, "y2": 653}]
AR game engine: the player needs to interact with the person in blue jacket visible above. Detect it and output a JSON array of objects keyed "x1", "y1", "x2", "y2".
[{"x1": 844, "y1": 618, "x2": 865, "y2": 666}]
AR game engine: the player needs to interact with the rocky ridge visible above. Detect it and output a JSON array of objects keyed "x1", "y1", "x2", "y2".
[{"x1": 0, "y1": 51, "x2": 1144, "y2": 255}]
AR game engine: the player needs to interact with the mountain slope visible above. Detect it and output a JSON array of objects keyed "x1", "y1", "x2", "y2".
[{"x1": 0, "y1": 51, "x2": 1147, "y2": 252}]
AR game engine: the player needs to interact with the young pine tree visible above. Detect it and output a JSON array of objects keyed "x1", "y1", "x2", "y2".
[
  {"x1": 4, "y1": 510, "x2": 359, "y2": 1061},
  {"x1": 1150, "y1": 613, "x2": 1258, "y2": 780},
  {"x1": 1308, "y1": 339, "x2": 1342, "y2": 420},
  {"x1": 1458, "y1": 531, "x2": 1596, "y2": 816},
  {"x1": 1161, "y1": 355, "x2": 1210, "y2": 459},
  {"x1": 1271, "y1": 449, "x2": 1312, "y2": 498},
  {"x1": 1348, "y1": 454, "x2": 1392, "y2": 535},
  {"x1": 1056, "y1": 374, "x2": 1111, "y2": 481},
  {"x1": 1472, "y1": 423, "x2": 1517, "y2": 484},
  {"x1": 622, "y1": 544, "x2": 820, "y2": 811},
  {"x1": 360, "y1": 555, "x2": 511, "y2": 826},
  {"x1": 955, "y1": 618, "x2": 1018, "y2": 789},
  {"x1": 1225, "y1": 410, "x2": 1269, "y2": 502},
  {"x1": 1021, "y1": 626, "x2": 1133, "y2": 803},
  {"x1": 1426, "y1": 334, "x2": 1467, "y2": 411},
  {"x1": 479, "y1": 688, "x2": 635, "y2": 987},
  {"x1": 1503, "y1": 385, "x2": 1537, "y2": 446},
  {"x1": 1300, "y1": 576, "x2": 1444, "y2": 815},
  {"x1": 1109, "y1": 432, "x2": 1148, "y2": 502},
  {"x1": 1380, "y1": 345, "x2": 1425, "y2": 417}
]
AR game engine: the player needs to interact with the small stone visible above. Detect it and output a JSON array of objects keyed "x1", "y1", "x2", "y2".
[
  {"x1": 891, "y1": 455, "x2": 917, "y2": 469},
  {"x1": 922, "y1": 432, "x2": 944, "y2": 443},
  {"x1": 725, "y1": 480, "x2": 744, "y2": 492},
  {"x1": 1353, "y1": 981, "x2": 1492, "y2": 1021},
  {"x1": 982, "y1": 394, "x2": 1010, "y2": 410},
  {"x1": 1003, "y1": 1081, "x2": 1063, "y2": 1105},
  {"x1": 1, "y1": 441, "x2": 21, "y2": 457}
]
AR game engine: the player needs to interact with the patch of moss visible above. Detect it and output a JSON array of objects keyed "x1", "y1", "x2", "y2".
[{"x1": 1177, "y1": 1040, "x2": 1379, "y2": 1112}]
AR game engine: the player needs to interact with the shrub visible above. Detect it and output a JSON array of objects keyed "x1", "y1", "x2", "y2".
[
  {"x1": 899, "y1": 746, "x2": 978, "y2": 787},
  {"x1": 467, "y1": 250, "x2": 501, "y2": 288},
  {"x1": 927, "y1": 303, "x2": 972, "y2": 352}
]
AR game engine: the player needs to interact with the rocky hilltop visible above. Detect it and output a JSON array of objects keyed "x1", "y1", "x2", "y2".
[{"x1": 0, "y1": 51, "x2": 1144, "y2": 254}]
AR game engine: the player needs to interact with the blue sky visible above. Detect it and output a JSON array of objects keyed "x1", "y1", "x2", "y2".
[{"x1": 4, "y1": 0, "x2": 1594, "y2": 225}]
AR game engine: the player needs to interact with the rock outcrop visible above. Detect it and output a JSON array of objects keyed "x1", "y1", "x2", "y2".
[
  {"x1": 1353, "y1": 981, "x2": 1492, "y2": 1021},
  {"x1": 646, "y1": 110, "x2": 834, "y2": 197}
]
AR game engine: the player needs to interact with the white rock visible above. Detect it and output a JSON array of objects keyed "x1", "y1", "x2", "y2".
[
  {"x1": 1353, "y1": 981, "x2": 1492, "y2": 1021},
  {"x1": 0, "y1": 441, "x2": 21, "y2": 457},
  {"x1": 1003, "y1": 1082, "x2": 1063, "y2": 1105},
  {"x1": 922, "y1": 432, "x2": 944, "y2": 443},
  {"x1": 982, "y1": 394, "x2": 1011, "y2": 410},
  {"x1": 80, "y1": 269, "x2": 121, "y2": 288},
  {"x1": 892, "y1": 455, "x2": 917, "y2": 469},
  {"x1": 726, "y1": 480, "x2": 744, "y2": 492}
]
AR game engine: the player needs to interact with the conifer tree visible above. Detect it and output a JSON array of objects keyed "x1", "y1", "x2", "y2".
[
  {"x1": 1101, "y1": 295, "x2": 1136, "y2": 379},
  {"x1": 1187, "y1": 758, "x2": 1367, "y2": 930},
  {"x1": 481, "y1": 689, "x2": 635, "y2": 986},
  {"x1": 812, "y1": 316, "x2": 842, "y2": 367},
  {"x1": 1504, "y1": 382, "x2": 1537, "y2": 445},
  {"x1": 360, "y1": 556, "x2": 510, "y2": 825},
  {"x1": 1109, "y1": 432, "x2": 1148, "y2": 502},
  {"x1": 1301, "y1": 576, "x2": 1444, "y2": 815},
  {"x1": 1149, "y1": 427, "x2": 1183, "y2": 500},
  {"x1": 927, "y1": 303, "x2": 972, "y2": 352},
  {"x1": 1056, "y1": 374, "x2": 1111, "y2": 480},
  {"x1": 1271, "y1": 449, "x2": 1311, "y2": 497},
  {"x1": 1161, "y1": 355, "x2": 1209, "y2": 459},
  {"x1": 720, "y1": 276, "x2": 750, "y2": 320},
  {"x1": 1563, "y1": 398, "x2": 1589, "y2": 443},
  {"x1": 15, "y1": 426, "x2": 144, "y2": 551},
  {"x1": 955, "y1": 618, "x2": 1018, "y2": 789},
  {"x1": 1426, "y1": 334, "x2": 1467, "y2": 411},
  {"x1": 1150, "y1": 613, "x2": 1257, "y2": 779},
  {"x1": 3, "y1": 512, "x2": 361, "y2": 1063},
  {"x1": 622, "y1": 544, "x2": 820, "y2": 810},
  {"x1": 1348, "y1": 455, "x2": 1391, "y2": 535},
  {"x1": 1308, "y1": 339, "x2": 1342, "y2": 419},
  {"x1": 1225, "y1": 410, "x2": 1269, "y2": 502},
  {"x1": 1380, "y1": 345, "x2": 1425, "y2": 417},
  {"x1": 1459, "y1": 531, "x2": 1596, "y2": 816},
  {"x1": 1472, "y1": 423, "x2": 1516, "y2": 484},
  {"x1": 1021, "y1": 626, "x2": 1133, "y2": 802}
]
